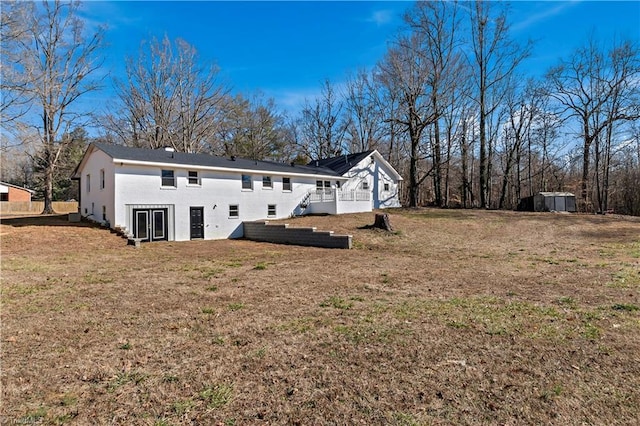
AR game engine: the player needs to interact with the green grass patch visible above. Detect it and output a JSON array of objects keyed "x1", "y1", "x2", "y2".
[
  {"x1": 108, "y1": 371, "x2": 147, "y2": 392},
  {"x1": 200, "y1": 266, "x2": 224, "y2": 279},
  {"x1": 320, "y1": 296, "x2": 353, "y2": 310},
  {"x1": 228, "y1": 303, "x2": 244, "y2": 311},
  {"x1": 253, "y1": 262, "x2": 268, "y2": 270},
  {"x1": 83, "y1": 273, "x2": 114, "y2": 285},
  {"x1": 20, "y1": 406, "x2": 47, "y2": 423},
  {"x1": 172, "y1": 398, "x2": 195, "y2": 415},
  {"x1": 608, "y1": 268, "x2": 640, "y2": 288},
  {"x1": 612, "y1": 303, "x2": 639, "y2": 312},
  {"x1": 199, "y1": 384, "x2": 233, "y2": 409}
]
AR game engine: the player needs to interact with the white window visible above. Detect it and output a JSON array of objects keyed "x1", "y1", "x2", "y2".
[
  {"x1": 161, "y1": 170, "x2": 175, "y2": 187},
  {"x1": 229, "y1": 205, "x2": 239, "y2": 218},
  {"x1": 262, "y1": 176, "x2": 272, "y2": 189},
  {"x1": 188, "y1": 170, "x2": 200, "y2": 185},
  {"x1": 282, "y1": 177, "x2": 291, "y2": 192},
  {"x1": 267, "y1": 204, "x2": 276, "y2": 217},
  {"x1": 242, "y1": 174, "x2": 252, "y2": 190},
  {"x1": 86, "y1": 174, "x2": 90, "y2": 193},
  {"x1": 316, "y1": 180, "x2": 331, "y2": 193},
  {"x1": 100, "y1": 169, "x2": 105, "y2": 190}
]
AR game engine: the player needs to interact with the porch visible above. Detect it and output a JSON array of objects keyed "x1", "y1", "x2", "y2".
[{"x1": 304, "y1": 189, "x2": 372, "y2": 215}]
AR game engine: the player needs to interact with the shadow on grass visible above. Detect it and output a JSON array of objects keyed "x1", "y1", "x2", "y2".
[{"x1": 0, "y1": 214, "x2": 102, "y2": 229}]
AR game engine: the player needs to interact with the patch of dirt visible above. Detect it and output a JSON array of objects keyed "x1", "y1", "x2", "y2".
[{"x1": 1, "y1": 210, "x2": 639, "y2": 424}]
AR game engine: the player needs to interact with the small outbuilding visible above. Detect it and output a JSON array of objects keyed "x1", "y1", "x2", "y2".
[
  {"x1": 517, "y1": 192, "x2": 576, "y2": 212},
  {"x1": 0, "y1": 181, "x2": 34, "y2": 202}
]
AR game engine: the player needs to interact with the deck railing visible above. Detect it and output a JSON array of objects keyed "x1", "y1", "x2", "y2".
[{"x1": 308, "y1": 189, "x2": 370, "y2": 203}]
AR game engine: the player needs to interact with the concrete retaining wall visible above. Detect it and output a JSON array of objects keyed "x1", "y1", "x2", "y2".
[{"x1": 243, "y1": 221, "x2": 352, "y2": 249}]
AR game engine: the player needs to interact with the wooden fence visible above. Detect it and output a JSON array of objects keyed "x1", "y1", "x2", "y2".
[{"x1": 0, "y1": 201, "x2": 78, "y2": 214}]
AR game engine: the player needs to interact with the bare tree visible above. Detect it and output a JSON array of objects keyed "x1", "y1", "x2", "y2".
[
  {"x1": 1, "y1": 0, "x2": 104, "y2": 213},
  {"x1": 343, "y1": 69, "x2": 384, "y2": 153},
  {"x1": 546, "y1": 37, "x2": 640, "y2": 211},
  {"x1": 405, "y1": 0, "x2": 464, "y2": 207},
  {"x1": 106, "y1": 35, "x2": 227, "y2": 153},
  {"x1": 218, "y1": 93, "x2": 291, "y2": 161},
  {"x1": 1, "y1": 2, "x2": 34, "y2": 128},
  {"x1": 468, "y1": 1, "x2": 530, "y2": 208},
  {"x1": 377, "y1": 33, "x2": 436, "y2": 207},
  {"x1": 298, "y1": 79, "x2": 349, "y2": 160}
]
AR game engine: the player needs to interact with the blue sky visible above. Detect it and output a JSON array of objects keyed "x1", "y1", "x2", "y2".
[{"x1": 80, "y1": 1, "x2": 640, "y2": 115}]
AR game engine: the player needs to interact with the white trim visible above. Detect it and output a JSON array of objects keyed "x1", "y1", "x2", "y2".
[
  {"x1": 113, "y1": 158, "x2": 349, "y2": 181},
  {"x1": 367, "y1": 150, "x2": 404, "y2": 181}
]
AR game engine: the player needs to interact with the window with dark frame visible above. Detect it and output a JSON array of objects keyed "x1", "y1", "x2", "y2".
[
  {"x1": 86, "y1": 174, "x2": 90, "y2": 192},
  {"x1": 242, "y1": 174, "x2": 252, "y2": 190},
  {"x1": 362, "y1": 181, "x2": 369, "y2": 190},
  {"x1": 267, "y1": 204, "x2": 276, "y2": 217},
  {"x1": 102, "y1": 205, "x2": 107, "y2": 221},
  {"x1": 161, "y1": 170, "x2": 175, "y2": 187},
  {"x1": 262, "y1": 175, "x2": 272, "y2": 188},
  {"x1": 188, "y1": 170, "x2": 199, "y2": 185},
  {"x1": 384, "y1": 183, "x2": 390, "y2": 191},
  {"x1": 100, "y1": 169, "x2": 105, "y2": 190},
  {"x1": 229, "y1": 205, "x2": 239, "y2": 218},
  {"x1": 282, "y1": 177, "x2": 291, "y2": 191}
]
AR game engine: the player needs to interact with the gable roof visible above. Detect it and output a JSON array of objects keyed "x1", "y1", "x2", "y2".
[
  {"x1": 308, "y1": 150, "x2": 403, "y2": 181},
  {"x1": 74, "y1": 143, "x2": 344, "y2": 179},
  {"x1": 309, "y1": 151, "x2": 375, "y2": 175}
]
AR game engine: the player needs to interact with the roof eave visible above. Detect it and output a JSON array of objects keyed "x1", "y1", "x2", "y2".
[{"x1": 113, "y1": 158, "x2": 349, "y2": 180}]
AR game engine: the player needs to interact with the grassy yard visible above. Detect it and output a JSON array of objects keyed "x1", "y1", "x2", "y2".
[{"x1": 1, "y1": 209, "x2": 639, "y2": 425}]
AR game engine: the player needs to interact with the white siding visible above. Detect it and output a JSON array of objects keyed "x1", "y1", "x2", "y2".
[
  {"x1": 79, "y1": 149, "x2": 115, "y2": 225},
  {"x1": 113, "y1": 164, "x2": 325, "y2": 241},
  {"x1": 342, "y1": 153, "x2": 401, "y2": 209},
  {"x1": 76, "y1": 146, "x2": 402, "y2": 243}
]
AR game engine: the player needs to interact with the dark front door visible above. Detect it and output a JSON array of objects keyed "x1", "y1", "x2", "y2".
[
  {"x1": 133, "y1": 208, "x2": 168, "y2": 242},
  {"x1": 190, "y1": 207, "x2": 204, "y2": 239}
]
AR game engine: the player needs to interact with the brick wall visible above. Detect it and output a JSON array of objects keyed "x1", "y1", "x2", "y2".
[{"x1": 8, "y1": 187, "x2": 31, "y2": 202}]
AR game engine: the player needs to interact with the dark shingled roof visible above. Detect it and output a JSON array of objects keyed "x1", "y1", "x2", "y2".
[
  {"x1": 308, "y1": 150, "x2": 374, "y2": 176},
  {"x1": 92, "y1": 143, "x2": 340, "y2": 177}
]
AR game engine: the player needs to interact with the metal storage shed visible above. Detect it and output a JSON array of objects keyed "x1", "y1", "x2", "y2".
[{"x1": 517, "y1": 192, "x2": 577, "y2": 212}]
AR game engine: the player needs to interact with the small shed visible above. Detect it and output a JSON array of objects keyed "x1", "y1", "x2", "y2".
[
  {"x1": 517, "y1": 192, "x2": 576, "y2": 212},
  {"x1": 0, "y1": 181, "x2": 34, "y2": 202}
]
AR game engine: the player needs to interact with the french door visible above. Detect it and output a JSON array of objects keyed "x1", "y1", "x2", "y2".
[{"x1": 133, "y1": 208, "x2": 168, "y2": 242}]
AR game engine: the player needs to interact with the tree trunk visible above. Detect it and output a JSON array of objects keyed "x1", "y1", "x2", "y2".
[{"x1": 42, "y1": 161, "x2": 55, "y2": 214}]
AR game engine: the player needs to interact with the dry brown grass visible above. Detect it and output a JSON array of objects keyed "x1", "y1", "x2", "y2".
[{"x1": 1, "y1": 209, "x2": 639, "y2": 425}]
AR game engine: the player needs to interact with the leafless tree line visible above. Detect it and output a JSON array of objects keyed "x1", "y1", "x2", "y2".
[{"x1": 2, "y1": 1, "x2": 639, "y2": 214}]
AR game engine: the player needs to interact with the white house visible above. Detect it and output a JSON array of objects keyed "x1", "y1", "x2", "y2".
[{"x1": 72, "y1": 143, "x2": 402, "y2": 242}]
